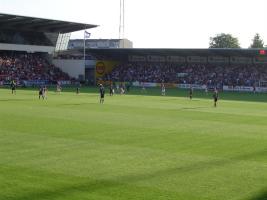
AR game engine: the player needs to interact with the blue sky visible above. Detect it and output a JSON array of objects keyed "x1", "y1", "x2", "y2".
[{"x1": 1, "y1": 0, "x2": 267, "y2": 48}]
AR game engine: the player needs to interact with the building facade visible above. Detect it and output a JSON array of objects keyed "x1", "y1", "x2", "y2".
[{"x1": 68, "y1": 39, "x2": 133, "y2": 49}]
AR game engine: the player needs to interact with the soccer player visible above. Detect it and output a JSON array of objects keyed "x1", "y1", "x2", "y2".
[
  {"x1": 76, "y1": 82, "x2": 81, "y2": 94},
  {"x1": 109, "y1": 83, "x2": 114, "y2": 96},
  {"x1": 213, "y1": 89, "x2": 219, "y2": 107},
  {"x1": 38, "y1": 86, "x2": 43, "y2": 99},
  {"x1": 141, "y1": 82, "x2": 146, "y2": 93},
  {"x1": 116, "y1": 83, "x2": 120, "y2": 93},
  {"x1": 189, "y1": 86, "x2": 193, "y2": 100},
  {"x1": 11, "y1": 80, "x2": 16, "y2": 94},
  {"x1": 126, "y1": 82, "x2": 131, "y2": 92},
  {"x1": 161, "y1": 82, "x2": 166, "y2": 96},
  {"x1": 120, "y1": 86, "x2": 125, "y2": 95},
  {"x1": 43, "y1": 86, "x2": 48, "y2": 100},
  {"x1": 99, "y1": 84, "x2": 105, "y2": 104},
  {"x1": 120, "y1": 83, "x2": 125, "y2": 94},
  {"x1": 253, "y1": 85, "x2": 256, "y2": 94},
  {"x1": 205, "y1": 85, "x2": 208, "y2": 95},
  {"x1": 56, "y1": 83, "x2": 61, "y2": 93}
]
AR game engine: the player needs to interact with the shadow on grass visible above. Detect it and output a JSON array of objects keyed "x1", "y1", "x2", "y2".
[
  {"x1": 7, "y1": 149, "x2": 267, "y2": 200},
  {"x1": 249, "y1": 190, "x2": 267, "y2": 200}
]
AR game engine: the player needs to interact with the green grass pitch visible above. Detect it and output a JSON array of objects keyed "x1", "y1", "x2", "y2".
[{"x1": 0, "y1": 87, "x2": 267, "y2": 200}]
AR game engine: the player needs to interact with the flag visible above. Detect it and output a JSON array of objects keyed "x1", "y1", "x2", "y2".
[{"x1": 84, "y1": 31, "x2": 91, "y2": 39}]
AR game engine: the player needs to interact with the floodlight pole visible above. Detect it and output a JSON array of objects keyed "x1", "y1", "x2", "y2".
[
  {"x1": 123, "y1": 0, "x2": 125, "y2": 48},
  {"x1": 119, "y1": 0, "x2": 121, "y2": 39},
  {"x1": 119, "y1": 0, "x2": 125, "y2": 42}
]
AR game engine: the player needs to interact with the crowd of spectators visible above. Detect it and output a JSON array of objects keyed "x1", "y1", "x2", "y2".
[
  {"x1": 104, "y1": 62, "x2": 267, "y2": 87},
  {"x1": 0, "y1": 52, "x2": 70, "y2": 83}
]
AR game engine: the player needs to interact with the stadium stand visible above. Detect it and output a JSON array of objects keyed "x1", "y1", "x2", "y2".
[
  {"x1": 0, "y1": 51, "x2": 70, "y2": 84},
  {"x1": 76, "y1": 48, "x2": 267, "y2": 90},
  {"x1": 104, "y1": 62, "x2": 267, "y2": 87},
  {"x1": 0, "y1": 13, "x2": 97, "y2": 85}
]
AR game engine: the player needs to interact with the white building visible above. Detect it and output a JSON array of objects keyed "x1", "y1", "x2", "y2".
[{"x1": 68, "y1": 39, "x2": 133, "y2": 49}]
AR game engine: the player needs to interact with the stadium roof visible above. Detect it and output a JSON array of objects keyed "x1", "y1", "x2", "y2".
[
  {"x1": 0, "y1": 13, "x2": 98, "y2": 33},
  {"x1": 62, "y1": 48, "x2": 266, "y2": 60},
  {"x1": 85, "y1": 48, "x2": 265, "y2": 56}
]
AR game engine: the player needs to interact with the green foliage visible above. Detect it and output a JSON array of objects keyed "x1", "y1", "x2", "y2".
[
  {"x1": 209, "y1": 33, "x2": 240, "y2": 48},
  {"x1": 250, "y1": 33, "x2": 265, "y2": 48},
  {"x1": 0, "y1": 88, "x2": 267, "y2": 200}
]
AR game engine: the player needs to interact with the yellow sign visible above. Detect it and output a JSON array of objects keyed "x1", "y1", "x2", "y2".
[{"x1": 95, "y1": 61, "x2": 120, "y2": 78}]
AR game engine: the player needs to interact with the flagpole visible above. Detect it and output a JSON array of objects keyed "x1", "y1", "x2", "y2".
[{"x1": 84, "y1": 29, "x2": 86, "y2": 81}]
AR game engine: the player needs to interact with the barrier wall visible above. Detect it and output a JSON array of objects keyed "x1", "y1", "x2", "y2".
[
  {"x1": 128, "y1": 55, "x2": 267, "y2": 64},
  {"x1": 129, "y1": 82, "x2": 267, "y2": 93}
]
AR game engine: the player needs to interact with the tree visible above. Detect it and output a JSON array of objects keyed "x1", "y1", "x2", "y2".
[
  {"x1": 249, "y1": 33, "x2": 264, "y2": 48},
  {"x1": 209, "y1": 33, "x2": 240, "y2": 48}
]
